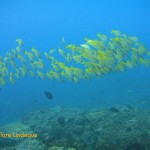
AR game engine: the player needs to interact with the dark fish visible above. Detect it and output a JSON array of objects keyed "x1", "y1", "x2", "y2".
[
  {"x1": 57, "y1": 117, "x2": 65, "y2": 125},
  {"x1": 109, "y1": 107, "x2": 119, "y2": 113},
  {"x1": 34, "y1": 98, "x2": 38, "y2": 103},
  {"x1": 44, "y1": 90, "x2": 53, "y2": 100}
]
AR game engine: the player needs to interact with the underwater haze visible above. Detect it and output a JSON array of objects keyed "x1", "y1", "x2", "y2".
[{"x1": 0, "y1": 0, "x2": 150, "y2": 125}]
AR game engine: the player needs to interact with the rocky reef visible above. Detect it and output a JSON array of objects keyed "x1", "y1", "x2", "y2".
[{"x1": 1, "y1": 105, "x2": 150, "y2": 150}]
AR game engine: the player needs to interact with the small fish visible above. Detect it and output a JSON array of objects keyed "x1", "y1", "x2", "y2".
[
  {"x1": 139, "y1": 99, "x2": 149, "y2": 105},
  {"x1": 62, "y1": 36, "x2": 66, "y2": 44},
  {"x1": 44, "y1": 90, "x2": 53, "y2": 100}
]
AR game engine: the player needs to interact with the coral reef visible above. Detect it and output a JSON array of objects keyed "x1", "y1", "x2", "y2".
[{"x1": 1, "y1": 105, "x2": 150, "y2": 149}]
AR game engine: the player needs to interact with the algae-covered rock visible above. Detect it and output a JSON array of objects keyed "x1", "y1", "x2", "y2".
[
  {"x1": 0, "y1": 122, "x2": 32, "y2": 148},
  {"x1": 48, "y1": 146, "x2": 76, "y2": 150},
  {"x1": 16, "y1": 139, "x2": 47, "y2": 150}
]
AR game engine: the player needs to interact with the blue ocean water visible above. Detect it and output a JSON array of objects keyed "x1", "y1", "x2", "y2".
[{"x1": 0, "y1": 0, "x2": 150, "y2": 125}]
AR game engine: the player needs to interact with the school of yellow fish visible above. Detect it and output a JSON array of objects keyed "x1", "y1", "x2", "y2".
[{"x1": 0, "y1": 30, "x2": 150, "y2": 86}]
